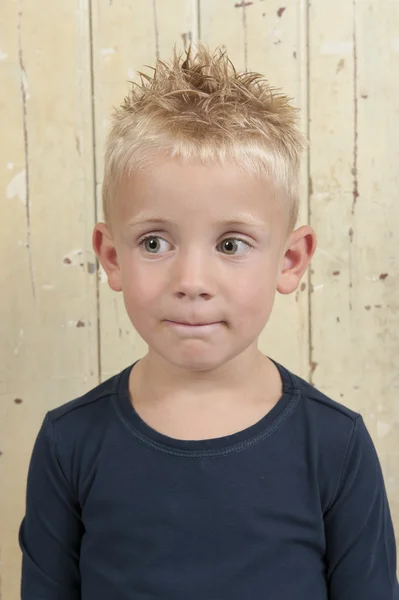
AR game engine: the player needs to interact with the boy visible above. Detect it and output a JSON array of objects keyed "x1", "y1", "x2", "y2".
[{"x1": 19, "y1": 45, "x2": 398, "y2": 599}]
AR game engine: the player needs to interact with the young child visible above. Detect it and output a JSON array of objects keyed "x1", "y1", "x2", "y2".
[{"x1": 19, "y1": 45, "x2": 398, "y2": 599}]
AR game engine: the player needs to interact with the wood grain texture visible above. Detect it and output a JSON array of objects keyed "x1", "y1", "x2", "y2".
[
  {"x1": 0, "y1": 1, "x2": 97, "y2": 596},
  {"x1": 2, "y1": 1, "x2": 399, "y2": 597},
  {"x1": 200, "y1": 0, "x2": 311, "y2": 376},
  {"x1": 309, "y1": 0, "x2": 399, "y2": 537},
  {"x1": 91, "y1": 0, "x2": 197, "y2": 380}
]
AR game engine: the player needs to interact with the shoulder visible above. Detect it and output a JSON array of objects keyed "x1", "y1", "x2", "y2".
[
  {"x1": 288, "y1": 366, "x2": 360, "y2": 420},
  {"x1": 293, "y1": 368, "x2": 363, "y2": 462},
  {"x1": 282, "y1": 364, "x2": 361, "y2": 437},
  {"x1": 276, "y1": 361, "x2": 365, "y2": 512},
  {"x1": 46, "y1": 365, "x2": 132, "y2": 435},
  {"x1": 43, "y1": 365, "x2": 132, "y2": 500},
  {"x1": 48, "y1": 370, "x2": 122, "y2": 422}
]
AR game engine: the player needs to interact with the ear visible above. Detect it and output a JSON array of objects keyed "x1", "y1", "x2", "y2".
[
  {"x1": 277, "y1": 225, "x2": 317, "y2": 295},
  {"x1": 92, "y1": 222, "x2": 122, "y2": 292}
]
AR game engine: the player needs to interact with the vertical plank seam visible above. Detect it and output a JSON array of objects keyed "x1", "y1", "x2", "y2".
[
  {"x1": 302, "y1": 0, "x2": 312, "y2": 383},
  {"x1": 88, "y1": 0, "x2": 101, "y2": 384},
  {"x1": 17, "y1": 0, "x2": 35, "y2": 300},
  {"x1": 152, "y1": 0, "x2": 160, "y2": 60},
  {"x1": 352, "y1": 0, "x2": 359, "y2": 215},
  {"x1": 349, "y1": 0, "x2": 358, "y2": 312},
  {"x1": 196, "y1": 0, "x2": 201, "y2": 42},
  {"x1": 242, "y1": 4, "x2": 248, "y2": 70}
]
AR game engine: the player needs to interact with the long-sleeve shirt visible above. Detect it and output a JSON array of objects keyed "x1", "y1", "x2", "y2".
[{"x1": 19, "y1": 357, "x2": 399, "y2": 599}]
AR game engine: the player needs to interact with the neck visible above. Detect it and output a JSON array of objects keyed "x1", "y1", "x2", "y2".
[{"x1": 131, "y1": 347, "x2": 269, "y2": 403}]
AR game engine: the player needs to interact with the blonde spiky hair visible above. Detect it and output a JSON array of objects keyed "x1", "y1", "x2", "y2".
[{"x1": 102, "y1": 44, "x2": 306, "y2": 229}]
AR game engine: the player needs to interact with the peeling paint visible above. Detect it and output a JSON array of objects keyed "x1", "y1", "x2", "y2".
[
  {"x1": 379, "y1": 273, "x2": 389, "y2": 280},
  {"x1": 0, "y1": 50, "x2": 8, "y2": 61},
  {"x1": 377, "y1": 420, "x2": 391, "y2": 438},
  {"x1": 320, "y1": 41, "x2": 353, "y2": 55},
  {"x1": 336, "y1": 58, "x2": 345, "y2": 73},
  {"x1": 75, "y1": 134, "x2": 81, "y2": 156},
  {"x1": 277, "y1": 7, "x2": 286, "y2": 17},
  {"x1": 63, "y1": 249, "x2": 84, "y2": 267},
  {"x1": 316, "y1": 247, "x2": 346, "y2": 264},
  {"x1": 98, "y1": 264, "x2": 108, "y2": 283},
  {"x1": 6, "y1": 170, "x2": 27, "y2": 205},
  {"x1": 101, "y1": 48, "x2": 115, "y2": 56},
  {"x1": 67, "y1": 320, "x2": 86, "y2": 328}
]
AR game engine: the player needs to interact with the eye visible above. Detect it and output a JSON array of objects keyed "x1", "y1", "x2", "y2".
[
  {"x1": 139, "y1": 236, "x2": 171, "y2": 254},
  {"x1": 219, "y1": 238, "x2": 251, "y2": 256},
  {"x1": 138, "y1": 235, "x2": 252, "y2": 256}
]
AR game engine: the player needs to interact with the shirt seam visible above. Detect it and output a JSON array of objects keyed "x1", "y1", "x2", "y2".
[
  {"x1": 112, "y1": 385, "x2": 300, "y2": 459},
  {"x1": 44, "y1": 412, "x2": 80, "y2": 502},
  {"x1": 305, "y1": 394, "x2": 360, "y2": 421},
  {"x1": 323, "y1": 414, "x2": 361, "y2": 516}
]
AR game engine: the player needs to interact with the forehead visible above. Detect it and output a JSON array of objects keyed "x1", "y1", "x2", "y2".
[{"x1": 116, "y1": 157, "x2": 285, "y2": 227}]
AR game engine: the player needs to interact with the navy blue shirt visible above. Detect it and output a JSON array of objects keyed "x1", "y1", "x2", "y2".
[{"x1": 19, "y1": 358, "x2": 399, "y2": 599}]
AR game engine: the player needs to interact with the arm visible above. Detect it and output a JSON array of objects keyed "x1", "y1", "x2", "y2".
[
  {"x1": 325, "y1": 415, "x2": 399, "y2": 599},
  {"x1": 19, "y1": 414, "x2": 83, "y2": 599}
]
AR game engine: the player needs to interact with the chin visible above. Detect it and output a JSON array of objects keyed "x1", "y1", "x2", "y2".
[
  {"x1": 154, "y1": 342, "x2": 248, "y2": 374},
  {"x1": 166, "y1": 352, "x2": 223, "y2": 372}
]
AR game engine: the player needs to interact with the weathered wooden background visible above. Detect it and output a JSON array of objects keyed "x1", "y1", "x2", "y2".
[{"x1": 1, "y1": 0, "x2": 398, "y2": 596}]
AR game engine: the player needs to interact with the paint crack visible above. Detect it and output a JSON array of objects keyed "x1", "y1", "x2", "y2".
[{"x1": 18, "y1": 1, "x2": 35, "y2": 299}]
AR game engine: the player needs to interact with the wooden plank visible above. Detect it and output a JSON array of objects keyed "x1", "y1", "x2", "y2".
[
  {"x1": 309, "y1": 0, "x2": 399, "y2": 537},
  {"x1": 0, "y1": 1, "x2": 97, "y2": 597},
  {"x1": 91, "y1": 1, "x2": 200, "y2": 380},
  {"x1": 200, "y1": 0, "x2": 311, "y2": 376}
]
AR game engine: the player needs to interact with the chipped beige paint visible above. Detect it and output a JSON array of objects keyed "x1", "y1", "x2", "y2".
[
  {"x1": 91, "y1": 0, "x2": 198, "y2": 379},
  {"x1": 1, "y1": 1, "x2": 399, "y2": 598},
  {"x1": 0, "y1": 0, "x2": 98, "y2": 597},
  {"x1": 309, "y1": 0, "x2": 399, "y2": 544},
  {"x1": 200, "y1": 0, "x2": 311, "y2": 376},
  {"x1": 6, "y1": 170, "x2": 27, "y2": 205}
]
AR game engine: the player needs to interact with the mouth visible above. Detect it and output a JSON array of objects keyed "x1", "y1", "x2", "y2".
[{"x1": 166, "y1": 320, "x2": 222, "y2": 330}]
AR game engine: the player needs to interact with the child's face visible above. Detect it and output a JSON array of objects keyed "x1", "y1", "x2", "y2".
[{"x1": 95, "y1": 157, "x2": 315, "y2": 372}]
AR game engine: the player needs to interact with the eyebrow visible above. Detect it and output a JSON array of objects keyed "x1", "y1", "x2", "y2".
[{"x1": 127, "y1": 212, "x2": 266, "y2": 230}]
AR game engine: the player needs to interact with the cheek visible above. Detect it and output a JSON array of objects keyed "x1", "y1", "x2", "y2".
[
  {"x1": 118, "y1": 256, "x2": 159, "y2": 309},
  {"x1": 235, "y1": 276, "x2": 276, "y2": 313},
  {"x1": 229, "y1": 262, "x2": 279, "y2": 325}
]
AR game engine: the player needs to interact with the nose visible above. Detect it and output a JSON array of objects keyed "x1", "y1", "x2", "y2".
[{"x1": 172, "y1": 247, "x2": 215, "y2": 299}]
